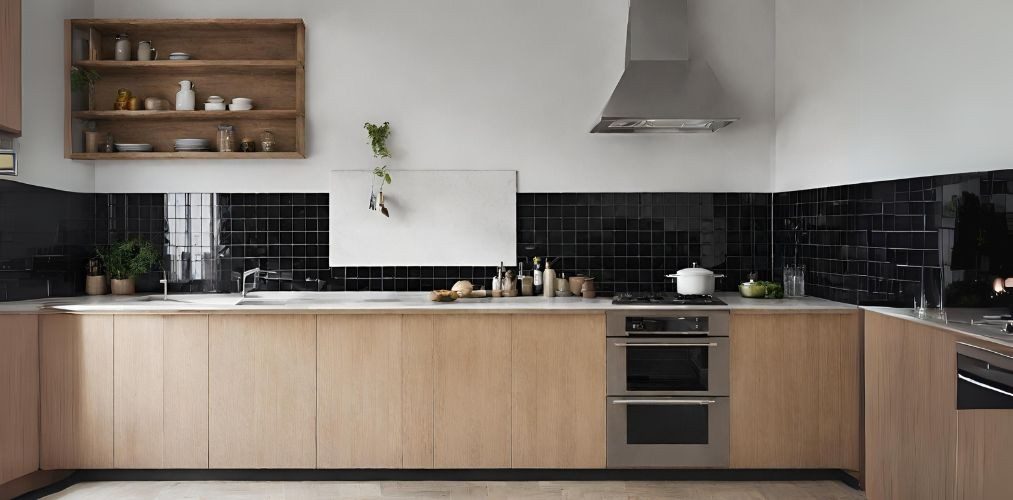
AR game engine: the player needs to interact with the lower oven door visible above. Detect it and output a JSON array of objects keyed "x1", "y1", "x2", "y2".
[{"x1": 607, "y1": 396, "x2": 729, "y2": 468}]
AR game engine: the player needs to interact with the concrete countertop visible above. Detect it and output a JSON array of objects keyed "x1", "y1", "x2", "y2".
[
  {"x1": 864, "y1": 306, "x2": 1013, "y2": 350},
  {"x1": 0, "y1": 291, "x2": 855, "y2": 314}
]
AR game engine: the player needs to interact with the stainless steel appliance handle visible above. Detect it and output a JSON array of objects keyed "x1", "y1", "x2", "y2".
[
  {"x1": 611, "y1": 399, "x2": 717, "y2": 405},
  {"x1": 613, "y1": 342, "x2": 718, "y2": 348},
  {"x1": 958, "y1": 373, "x2": 1013, "y2": 398},
  {"x1": 623, "y1": 331, "x2": 710, "y2": 336}
]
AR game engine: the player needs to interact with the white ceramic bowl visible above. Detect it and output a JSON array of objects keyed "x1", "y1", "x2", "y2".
[
  {"x1": 231, "y1": 97, "x2": 253, "y2": 106},
  {"x1": 204, "y1": 102, "x2": 227, "y2": 111},
  {"x1": 228, "y1": 104, "x2": 253, "y2": 111}
]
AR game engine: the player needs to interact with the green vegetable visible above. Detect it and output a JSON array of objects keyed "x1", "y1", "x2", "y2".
[
  {"x1": 97, "y1": 238, "x2": 160, "y2": 280},
  {"x1": 373, "y1": 166, "x2": 392, "y2": 185},
  {"x1": 756, "y1": 281, "x2": 784, "y2": 299}
]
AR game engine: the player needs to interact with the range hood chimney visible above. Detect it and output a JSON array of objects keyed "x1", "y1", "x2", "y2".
[{"x1": 590, "y1": 0, "x2": 738, "y2": 133}]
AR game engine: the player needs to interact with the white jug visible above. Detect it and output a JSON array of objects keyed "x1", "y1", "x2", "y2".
[{"x1": 176, "y1": 80, "x2": 196, "y2": 111}]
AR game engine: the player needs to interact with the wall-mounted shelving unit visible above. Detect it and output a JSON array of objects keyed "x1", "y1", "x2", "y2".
[{"x1": 65, "y1": 18, "x2": 305, "y2": 160}]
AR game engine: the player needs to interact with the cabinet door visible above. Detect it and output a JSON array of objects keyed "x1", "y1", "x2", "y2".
[
  {"x1": 433, "y1": 315, "x2": 512, "y2": 468},
  {"x1": 40, "y1": 315, "x2": 114, "y2": 469},
  {"x1": 0, "y1": 315, "x2": 37, "y2": 484},
  {"x1": 956, "y1": 410, "x2": 1013, "y2": 500},
  {"x1": 729, "y1": 311, "x2": 860, "y2": 469},
  {"x1": 114, "y1": 315, "x2": 208, "y2": 468},
  {"x1": 511, "y1": 314, "x2": 606, "y2": 468},
  {"x1": 317, "y1": 315, "x2": 403, "y2": 468},
  {"x1": 0, "y1": 0, "x2": 20, "y2": 136},
  {"x1": 209, "y1": 315, "x2": 316, "y2": 468},
  {"x1": 865, "y1": 313, "x2": 956, "y2": 500}
]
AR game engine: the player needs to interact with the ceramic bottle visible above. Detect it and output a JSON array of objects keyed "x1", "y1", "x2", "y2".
[
  {"x1": 542, "y1": 259, "x2": 556, "y2": 298},
  {"x1": 176, "y1": 80, "x2": 196, "y2": 111}
]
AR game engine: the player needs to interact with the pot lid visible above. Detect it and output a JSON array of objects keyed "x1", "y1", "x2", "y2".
[{"x1": 676, "y1": 262, "x2": 713, "y2": 276}]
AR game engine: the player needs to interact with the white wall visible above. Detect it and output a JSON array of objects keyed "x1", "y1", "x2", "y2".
[
  {"x1": 88, "y1": 0, "x2": 775, "y2": 193},
  {"x1": 5, "y1": 0, "x2": 95, "y2": 192},
  {"x1": 775, "y1": 0, "x2": 1013, "y2": 192}
]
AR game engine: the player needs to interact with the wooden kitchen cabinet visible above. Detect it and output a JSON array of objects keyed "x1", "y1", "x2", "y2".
[
  {"x1": 433, "y1": 315, "x2": 512, "y2": 468},
  {"x1": 0, "y1": 0, "x2": 21, "y2": 136},
  {"x1": 40, "y1": 315, "x2": 114, "y2": 469},
  {"x1": 0, "y1": 315, "x2": 38, "y2": 484},
  {"x1": 955, "y1": 410, "x2": 1013, "y2": 500},
  {"x1": 114, "y1": 315, "x2": 209, "y2": 469},
  {"x1": 865, "y1": 312, "x2": 956, "y2": 500},
  {"x1": 729, "y1": 311, "x2": 861, "y2": 470},
  {"x1": 511, "y1": 314, "x2": 606, "y2": 468},
  {"x1": 317, "y1": 315, "x2": 405, "y2": 468},
  {"x1": 209, "y1": 315, "x2": 316, "y2": 468}
]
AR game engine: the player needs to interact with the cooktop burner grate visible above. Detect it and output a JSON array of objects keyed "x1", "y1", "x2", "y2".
[{"x1": 611, "y1": 293, "x2": 727, "y2": 306}]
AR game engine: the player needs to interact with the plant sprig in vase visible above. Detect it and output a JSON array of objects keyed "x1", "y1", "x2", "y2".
[{"x1": 365, "y1": 122, "x2": 393, "y2": 217}]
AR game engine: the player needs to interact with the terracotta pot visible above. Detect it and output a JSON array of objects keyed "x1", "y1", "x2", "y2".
[
  {"x1": 85, "y1": 275, "x2": 107, "y2": 295},
  {"x1": 110, "y1": 278, "x2": 136, "y2": 295}
]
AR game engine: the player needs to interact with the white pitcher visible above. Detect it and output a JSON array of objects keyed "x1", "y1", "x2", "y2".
[{"x1": 175, "y1": 80, "x2": 196, "y2": 111}]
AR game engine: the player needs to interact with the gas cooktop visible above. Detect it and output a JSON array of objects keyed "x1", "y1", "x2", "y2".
[{"x1": 611, "y1": 293, "x2": 727, "y2": 306}]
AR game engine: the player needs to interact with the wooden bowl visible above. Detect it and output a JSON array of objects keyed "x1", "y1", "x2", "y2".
[{"x1": 429, "y1": 290, "x2": 459, "y2": 302}]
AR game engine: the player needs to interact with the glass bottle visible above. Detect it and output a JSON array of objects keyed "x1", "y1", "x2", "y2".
[
  {"x1": 217, "y1": 124, "x2": 235, "y2": 153},
  {"x1": 259, "y1": 130, "x2": 276, "y2": 152}
]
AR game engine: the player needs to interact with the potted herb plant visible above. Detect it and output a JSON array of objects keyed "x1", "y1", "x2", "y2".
[{"x1": 97, "y1": 238, "x2": 160, "y2": 295}]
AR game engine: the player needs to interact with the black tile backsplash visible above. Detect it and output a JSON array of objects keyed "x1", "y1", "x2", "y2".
[
  {"x1": 0, "y1": 181, "x2": 94, "y2": 301},
  {"x1": 775, "y1": 170, "x2": 1013, "y2": 307},
  {"x1": 7, "y1": 168, "x2": 1013, "y2": 305},
  {"x1": 515, "y1": 193, "x2": 772, "y2": 294}
]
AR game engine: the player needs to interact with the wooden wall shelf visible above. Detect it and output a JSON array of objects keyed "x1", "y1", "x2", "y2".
[
  {"x1": 69, "y1": 152, "x2": 304, "y2": 161},
  {"x1": 73, "y1": 110, "x2": 299, "y2": 121},
  {"x1": 65, "y1": 18, "x2": 305, "y2": 160}
]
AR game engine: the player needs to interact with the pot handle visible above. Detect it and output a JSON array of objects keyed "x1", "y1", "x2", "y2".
[
  {"x1": 713, "y1": 274, "x2": 726, "y2": 279},
  {"x1": 665, "y1": 274, "x2": 679, "y2": 279}
]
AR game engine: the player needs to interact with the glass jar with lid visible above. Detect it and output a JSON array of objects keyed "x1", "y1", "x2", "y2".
[
  {"x1": 259, "y1": 130, "x2": 276, "y2": 152},
  {"x1": 114, "y1": 34, "x2": 131, "y2": 61},
  {"x1": 217, "y1": 124, "x2": 235, "y2": 153}
]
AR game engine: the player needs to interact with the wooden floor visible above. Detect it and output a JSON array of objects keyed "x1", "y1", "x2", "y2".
[{"x1": 42, "y1": 480, "x2": 865, "y2": 499}]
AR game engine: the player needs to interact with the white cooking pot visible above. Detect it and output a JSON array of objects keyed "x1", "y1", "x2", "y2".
[{"x1": 665, "y1": 263, "x2": 725, "y2": 295}]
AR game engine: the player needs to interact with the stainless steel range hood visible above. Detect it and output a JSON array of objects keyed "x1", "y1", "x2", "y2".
[{"x1": 591, "y1": 0, "x2": 738, "y2": 133}]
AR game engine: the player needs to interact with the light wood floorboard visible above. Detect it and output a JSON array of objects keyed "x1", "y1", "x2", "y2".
[{"x1": 42, "y1": 480, "x2": 865, "y2": 499}]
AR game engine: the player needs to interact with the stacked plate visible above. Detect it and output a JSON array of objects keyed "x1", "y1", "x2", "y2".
[
  {"x1": 174, "y1": 138, "x2": 210, "y2": 152},
  {"x1": 169, "y1": 52, "x2": 192, "y2": 60},
  {"x1": 115, "y1": 143, "x2": 153, "y2": 153}
]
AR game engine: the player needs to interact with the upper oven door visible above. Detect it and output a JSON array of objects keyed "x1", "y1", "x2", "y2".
[{"x1": 608, "y1": 336, "x2": 729, "y2": 396}]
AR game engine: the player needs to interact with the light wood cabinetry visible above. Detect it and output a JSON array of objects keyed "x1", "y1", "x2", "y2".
[
  {"x1": 401, "y1": 315, "x2": 436, "y2": 468},
  {"x1": 0, "y1": 315, "x2": 37, "y2": 484},
  {"x1": 956, "y1": 410, "x2": 1013, "y2": 500},
  {"x1": 317, "y1": 315, "x2": 404, "y2": 468},
  {"x1": 729, "y1": 311, "x2": 861, "y2": 470},
  {"x1": 0, "y1": 0, "x2": 21, "y2": 136},
  {"x1": 40, "y1": 315, "x2": 114, "y2": 469},
  {"x1": 511, "y1": 314, "x2": 606, "y2": 468},
  {"x1": 113, "y1": 315, "x2": 209, "y2": 468},
  {"x1": 433, "y1": 315, "x2": 512, "y2": 468},
  {"x1": 865, "y1": 312, "x2": 956, "y2": 500},
  {"x1": 209, "y1": 315, "x2": 316, "y2": 468}
]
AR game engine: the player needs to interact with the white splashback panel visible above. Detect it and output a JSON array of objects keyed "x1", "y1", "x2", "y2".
[{"x1": 329, "y1": 170, "x2": 516, "y2": 266}]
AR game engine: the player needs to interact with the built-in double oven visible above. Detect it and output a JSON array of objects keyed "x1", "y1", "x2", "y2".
[{"x1": 605, "y1": 311, "x2": 730, "y2": 468}]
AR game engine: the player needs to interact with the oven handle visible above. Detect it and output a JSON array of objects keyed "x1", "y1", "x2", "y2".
[
  {"x1": 958, "y1": 373, "x2": 1013, "y2": 399},
  {"x1": 624, "y1": 331, "x2": 710, "y2": 336},
  {"x1": 611, "y1": 399, "x2": 717, "y2": 406},
  {"x1": 612, "y1": 342, "x2": 718, "y2": 348}
]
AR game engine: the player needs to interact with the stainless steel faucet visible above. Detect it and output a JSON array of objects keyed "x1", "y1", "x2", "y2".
[
  {"x1": 159, "y1": 270, "x2": 169, "y2": 300},
  {"x1": 239, "y1": 267, "x2": 279, "y2": 297}
]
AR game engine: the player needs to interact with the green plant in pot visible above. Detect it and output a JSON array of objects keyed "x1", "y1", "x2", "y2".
[{"x1": 97, "y1": 238, "x2": 160, "y2": 295}]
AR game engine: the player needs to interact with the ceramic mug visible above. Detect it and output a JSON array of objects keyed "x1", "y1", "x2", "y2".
[{"x1": 137, "y1": 41, "x2": 157, "y2": 61}]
